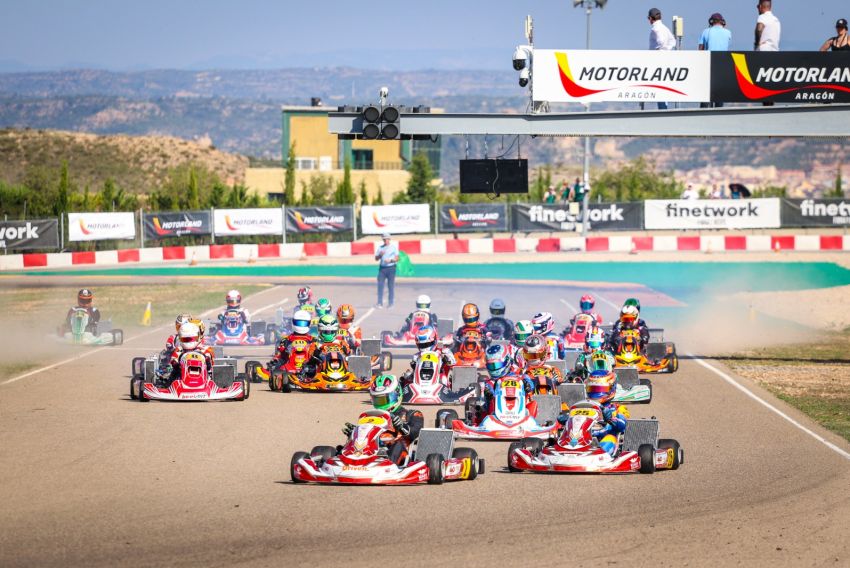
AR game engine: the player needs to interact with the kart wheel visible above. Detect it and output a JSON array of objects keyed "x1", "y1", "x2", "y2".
[
  {"x1": 111, "y1": 329, "x2": 124, "y2": 346},
  {"x1": 435, "y1": 409, "x2": 459, "y2": 429},
  {"x1": 658, "y1": 439, "x2": 683, "y2": 470},
  {"x1": 269, "y1": 371, "x2": 279, "y2": 391},
  {"x1": 138, "y1": 381, "x2": 149, "y2": 403},
  {"x1": 667, "y1": 355, "x2": 678, "y2": 373},
  {"x1": 241, "y1": 377, "x2": 250, "y2": 401},
  {"x1": 265, "y1": 329, "x2": 277, "y2": 345},
  {"x1": 246, "y1": 361, "x2": 261, "y2": 383},
  {"x1": 129, "y1": 378, "x2": 137, "y2": 400},
  {"x1": 291, "y1": 452, "x2": 309, "y2": 484},
  {"x1": 464, "y1": 397, "x2": 481, "y2": 423},
  {"x1": 520, "y1": 438, "x2": 544, "y2": 455},
  {"x1": 451, "y1": 448, "x2": 479, "y2": 480},
  {"x1": 638, "y1": 444, "x2": 655, "y2": 474},
  {"x1": 131, "y1": 357, "x2": 145, "y2": 380},
  {"x1": 507, "y1": 442, "x2": 523, "y2": 472},
  {"x1": 425, "y1": 453, "x2": 445, "y2": 485},
  {"x1": 281, "y1": 373, "x2": 292, "y2": 393},
  {"x1": 380, "y1": 352, "x2": 392, "y2": 372},
  {"x1": 310, "y1": 445, "x2": 336, "y2": 467},
  {"x1": 639, "y1": 378, "x2": 653, "y2": 404}
]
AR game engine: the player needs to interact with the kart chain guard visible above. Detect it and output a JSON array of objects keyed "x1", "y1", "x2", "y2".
[
  {"x1": 213, "y1": 357, "x2": 237, "y2": 387},
  {"x1": 533, "y1": 394, "x2": 563, "y2": 426},
  {"x1": 647, "y1": 328, "x2": 666, "y2": 342},
  {"x1": 144, "y1": 358, "x2": 157, "y2": 382},
  {"x1": 546, "y1": 359, "x2": 568, "y2": 377},
  {"x1": 622, "y1": 419, "x2": 660, "y2": 453},
  {"x1": 614, "y1": 368, "x2": 640, "y2": 389},
  {"x1": 252, "y1": 321, "x2": 267, "y2": 335},
  {"x1": 213, "y1": 346, "x2": 225, "y2": 359},
  {"x1": 451, "y1": 366, "x2": 479, "y2": 393},
  {"x1": 361, "y1": 339, "x2": 381, "y2": 357},
  {"x1": 559, "y1": 383, "x2": 587, "y2": 408},
  {"x1": 491, "y1": 339, "x2": 511, "y2": 350},
  {"x1": 646, "y1": 342, "x2": 668, "y2": 360},
  {"x1": 414, "y1": 428, "x2": 454, "y2": 462},
  {"x1": 563, "y1": 351, "x2": 581, "y2": 369},
  {"x1": 349, "y1": 355, "x2": 373, "y2": 383},
  {"x1": 440, "y1": 319, "x2": 455, "y2": 339}
]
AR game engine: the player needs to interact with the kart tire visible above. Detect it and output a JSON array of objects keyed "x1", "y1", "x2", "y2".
[
  {"x1": 310, "y1": 445, "x2": 336, "y2": 467},
  {"x1": 291, "y1": 452, "x2": 309, "y2": 484},
  {"x1": 380, "y1": 352, "x2": 392, "y2": 372},
  {"x1": 451, "y1": 448, "x2": 479, "y2": 481},
  {"x1": 507, "y1": 442, "x2": 523, "y2": 472},
  {"x1": 520, "y1": 437, "x2": 544, "y2": 455},
  {"x1": 638, "y1": 444, "x2": 656, "y2": 474},
  {"x1": 269, "y1": 370, "x2": 280, "y2": 392},
  {"x1": 138, "y1": 380, "x2": 149, "y2": 402},
  {"x1": 281, "y1": 373, "x2": 292, "y2": 393},
  {"x1": 435, "y1": 409, "x2": 459, "y2": 429},
  {"x1": 111, "y1": 329, "x2": 124, "y2": 346},
  {"x1": 658, "y1": 439, "x2": 683, "y2": 470},
  {"x1": 129, "y1": 378, "x2": 137, "y2": 400},
  {"x1": 639, "y1": 378, "x2": 653, "y2": 404},
  {"x1": 667, "y1": 355, "x2": 678, "y2": 373},
  {"x1": 464, "y1": 397, "x2": 481, "y2": 423},
  {"x1": 265, "y1": 329, "x2": 277, "y2": 346},
  {"x1": 131, "y1": 357, "x2": 145, "y2": 380},
  {"x1": 241, "y1": 377, "x2": 250, "y2": 401},
  {"x1": 426, "y1": 453, "x2": 445, "y2": 485}
]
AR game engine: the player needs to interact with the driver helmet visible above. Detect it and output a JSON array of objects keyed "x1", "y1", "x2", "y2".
[
  {"x1": 585, "y1": 369, "x2": 616, "y2": 404},
  {"x1": 489, "y1": 298, "x2": 506, "y2": 316},
  {"x1": 416, "y1": 294, "x2": 432, "y2": 311},
  {"x1": 316, "y1": 298, "x2": 332, "y2": 317},
  {"x1": 415, "y1": 326, "x2": 438, "y2": 351},
  {"x1": 620, "y1": 305, "x2": 639, "y2": 326},
  {"x1": 77, "y1": 288, "x2": 93, "y2": 307},
  {"x1": 514, "y1": 320, "x2": 533, "y2": 347},
  {"x1": 586, "y1": 327, "x2": 605, "y2": 351},
  {"x1": 175, "y1": 313, "x2": 193, "y2": 332},
  {"x1": 531, "y1": 312, "x2": 555, "y2": 335},
  {"x1": 317, "y1": 315, "x2": 339, "y2": 342},
  {"x1": 370, "y1": 374, "x2": 402, "y2": 413},
  {"x1": 297, "y1": 286, "x2": 313, "y2": 305},
  {"x1": 485, "y1": 344, "x2": 512, "y2": 379},
  {"x1": 623, "y1": 297, "x2": 641, "y2": 314},
  {"x1": 337, "y1": 304, "x2": 355, "y2": 326},
  {"x1": 461, "y1": 303, "x2": 480, "y2": 325},
  {"x1": 291, "y1": 309, "x2": 312, "y2": 335},
  {"x1": 178, "y1": 322, "x2": 201, "y2": 350},
  {"x1": 522, "y1": 334, "x2": 549, "y2": 366},
  {"x1": 226, "y1": 290, "x2": 241, "y2": 309},
  {"x1": 189, "y1": 317, "x2": 205, "y2": 337},
  {"x1": 579, "y1": 294, "x2": 595, "y2": 313}
]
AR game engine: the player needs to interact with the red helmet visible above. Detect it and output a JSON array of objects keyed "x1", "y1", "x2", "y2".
[
  {"x1": 337, "y1": 304, "x2": 355, "y2": 325},
  {"x1": 226, "y1": 290, "x2": 241, "y2": 308},
  {"x1": 580, "y1": 294, "x2": 595, "y2": 313}
]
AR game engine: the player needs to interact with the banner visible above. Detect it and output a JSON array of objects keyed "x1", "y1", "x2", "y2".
[
  {"x1": 213, "y1": 208, "x2": 283, "y2": 236},
  {"x1": 439, "y1": 204, "x2": 508, "y2": 232},
  {"x1": 644, "y1": 198, "x2": 781, "y2": 230},
  {"x1": 68, "y1": 212, "x2": 136, "y2": 241},
  {"x1": 361, "y1": 204, "x2": 431, "y2": 235},
  {"x1": 143, "y1": 211, "x2": 211, "y2": 240},
  {"x1": 711, "y1": 52, "x2": 850, "y2": 103},
  {"x1": 532, "y1": 49, "x2": 711, "y2": 103},
  {"x1": 0, "y1": 219, "x2": 59, "y2": 250},
  {"x1": 782, "y1": 199, "x2": 850, "y2": 227},
  {"x1": 285, "y1": 206, "x2": 353, "y2": 233},
  {"x1": 511, "y1": 203, "x2": 643, "y2": 232}
]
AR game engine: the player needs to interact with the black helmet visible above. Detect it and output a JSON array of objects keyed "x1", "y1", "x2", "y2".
[{"x1": 77, "y1": 289, "x2": 93, "y2": 307}]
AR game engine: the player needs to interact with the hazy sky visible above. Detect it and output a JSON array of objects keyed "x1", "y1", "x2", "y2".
[{"x1": 1, "y1": 1, "x2": 846, "y2": 71}]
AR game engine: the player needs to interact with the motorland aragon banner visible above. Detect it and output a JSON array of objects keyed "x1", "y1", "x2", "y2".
[
  {"x1": 68, "y1": 212, "x2": 136, "y2": 241},
  {"x1": 0, "y1": 219, "x2": 59, "y2": 250},
  {"x1": 439, "y1": 204, "x2": 507, "y2": 233},
  {"x1": 361, "y1": 204, "x2": 431, "y2": 235},
  {"x1": 511, "y1": 203, "x2": 643, "y2": 232},
  {"x1": 285, "y1": 207, "x2": 353, "y2": 233},
  {"x1": 782, "y1": 199, "x2": 850, "y2": 227},
  {"x1": 213, "y1": 208, "x2": 283, "y2": 236},
  {"x1": 532, "y1": 49, "x2": 711, "y2": 103},
  {"x1": 644, "y1": 199, "x2": 781, "y2": 230},
  {"x1": 143, "y1": 211, "x2": 211, "y2": 240},
  {"x1": 711, "y1": 52, "x2": 850, "y2": 103}
]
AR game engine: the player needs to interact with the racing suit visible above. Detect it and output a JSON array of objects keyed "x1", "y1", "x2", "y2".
[
  {"x1": 541, "y1": 332, "x2": 567, "y2": 361},
  {"x1": 65, "y1": 306, "x2": 101, "y2": 334},
  {"x1": 219, "y1": 308, "x2": 251, "y2": 332},
  {"x1": 338, "y1": 323, "x2": 362, "y2": 351},
  {"x1": 593, "y1": 403, "x2": 629, "y2": 457},
  {"x1": 302, "y1": 339, "x2": 352, "y2": 381},
  {"x1": 168, "y1": 343, "x2": 215, "y2": 380},
  {"x1": 270, "y1": 332, "x2": 316, "y2": 371},
  {"x1": 402, "y1": 309, "x2": 439, "y2": 333},
  {"x1": 525, "y1": 363, "x2": 565, "y2": 390},
  {"x1": 477, "y1": 375, "x2": 536, "y2": 422},
  {"x1": 570, "y1": 311, "x2": 603, "y2": 327},
  {"x1": 405, "y1": 345, "x2": 456, "y2": 385},
  {"x1": 608, "y1": 319, "x2": 650, "y2": 352},
  {"x1": 344, "y1": 407, "x2": 425, "y2": 466},
  {"x1": 484, "y1": 316, "x2": 515, "y2": 341},
  {"x1": 454, "y1": 322, "x2": 488, "y2": 347}
]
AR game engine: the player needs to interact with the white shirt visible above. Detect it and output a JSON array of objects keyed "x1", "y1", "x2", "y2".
[
  {"x1": 757, "y1": 11, "x2": 781, "y2": 51},
  {"x1": 681, "y1": 187, "x2": 699, "y2": 200},
  {"x1": 649, "y1": 20, "x2": 677, "y2": 51}
]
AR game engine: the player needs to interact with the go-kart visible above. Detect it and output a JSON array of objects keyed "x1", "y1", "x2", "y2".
[
  {"x1": 265, "y1": 338, "x2": 315, "y2": 392},
  {"x1": 567, "y1": 358, "x2": 653, "y2": 405},
  {"x1": 613, "y1": 329, "x2": 677, "y2": 374},
  {"x1": 380, "y1": 312, "x2": 453, "y2": 348},
  {"x1": 562, "y1": 313, "x2": 596, "y2": 351},
  {"x1": 57, "y1": 308, "x2": 123, "y2": 346},
  {"x1": 206, "y1": 309, "x2": 272, "y2": 346},
  {"x1": 291, "y1": 410, "x2": 484, "y2": 485},
  {"x1": 130, "y1": 351, "x2": 248, "y2": 402},
  {"x1": 453, "y1": 331, "x2": 487, "y2": 369},
  {"x1": 507, "y1": 400, "x2": 683, "y2": 474},
  {"x1": 401, "y1": 350, "x2": 476, "y2": 405},
  {"x1": 435, "y1": 377, "x2": 560, "y2": 440},
  {"x1": 292, "y1": 349, "x2": 371, "y2": 392}
]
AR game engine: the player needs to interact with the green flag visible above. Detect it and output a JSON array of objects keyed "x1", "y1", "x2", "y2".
[{"x1": 397, "y1": 250, "x2": 415, "y2": 277}]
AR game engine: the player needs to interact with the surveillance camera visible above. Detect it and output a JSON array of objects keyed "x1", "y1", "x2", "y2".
[
  {"x1": 379, "y1": 86, "x2": 389, "y2": 98},
  {"x1": 512, "y1": 46, "x2": 527, "y2": 71},
  {"x1": 519, "y1": 68, "x2": 530, "y2": 88}
]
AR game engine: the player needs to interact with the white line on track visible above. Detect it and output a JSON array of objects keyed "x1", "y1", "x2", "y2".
[
  {"x1": 354, "y1": 307, "x2": 375, "y2": 327},
  {"x1": 560, "y1": 298, "x2": 578, "y2": 314},
  {"x1": 594, "y1": 293, "x2": 621, "y2": 311},
  {"x1": 1, "y1": 285, "x2": 286, "y2": 387},
  {"x1": 690, "y1": 354, "x2": 850, "y2": 461},
  {"x1": 251, "y1": 298, "x2": 289, "y2": 317}
]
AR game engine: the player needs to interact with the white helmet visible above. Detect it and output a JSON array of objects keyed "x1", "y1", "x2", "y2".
[
  {"x1": 226, "y1": 290, "x2": 241, "y2": 308},
  {"x1": 178, "y1": 322, "x2": 201, "y2": 350},
  {"x1": 292, "y1": 310, "x2": 312, "y2": 335},
  {"x1": 416, "y1": 294, "x2": 432, "y2": 311},
  {"x1": 175, "y1": 313, "x2": 193, "y2": 332},
  {"x1": 531, "y1": 312, "x2": 555, "y2": 335}
]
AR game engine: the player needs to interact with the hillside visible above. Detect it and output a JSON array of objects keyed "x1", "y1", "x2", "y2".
[{"x1": 0, "y1": 128, "x2": 248, "y2": 191}]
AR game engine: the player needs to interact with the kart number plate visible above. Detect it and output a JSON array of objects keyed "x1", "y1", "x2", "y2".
[
  {"x1": 421, "y1": 352, "x2": 439, "y2": 363},
  {"x1": 571, "y1": 409, "x2": 597, "y2": 417},
  {"x1": 502, "y1": 379, "x2": 520, "y2": 388}
]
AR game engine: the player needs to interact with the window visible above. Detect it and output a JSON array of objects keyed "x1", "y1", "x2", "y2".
[
  {"x1": 352, "y1": 149, "x2": 373, "y2": 170},
  {"x1": 295, "y1": 157, "x2": 317, "y2": 170}
]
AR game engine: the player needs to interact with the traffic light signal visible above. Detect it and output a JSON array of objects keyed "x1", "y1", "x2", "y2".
[{"x1": 360, "y1": 105, "x2": 400, "y2": 140}]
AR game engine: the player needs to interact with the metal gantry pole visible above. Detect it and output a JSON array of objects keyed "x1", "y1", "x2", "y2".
[{"x1": 581, "y1": 4, "x2": 592, "y2": 238}]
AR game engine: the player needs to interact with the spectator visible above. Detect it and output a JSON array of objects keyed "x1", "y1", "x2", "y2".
[
  {"x1": 573, "y1": 177, "x2": 587, "y2": 203},
  {"x1": 755, "y1": 1, "x2": 781, "y2": 52},
  {"x1": 681, "y1": 184, "x2": 700, "y2": 200},
  {"x1": 544, "y1": 185, "x2": 557, "y2": 204},
  {"x1": 560, "y1": 181, "x2": 571, "y2": 204},
  {"x1": 374, "y1": 232, "x2": 398, "y2": 309},
  {"x1": 710, "y1": 184, "x2": 723, "y2": 199},
  {"x1": 699, "y1": 13, "x2": 731, "y2": 52},
  {"x1": 647, "y1": 8, "x2": 676, "y2": 110},
  {"x1": 820, "y1": 19, "x2": 849, "y2": 52}
]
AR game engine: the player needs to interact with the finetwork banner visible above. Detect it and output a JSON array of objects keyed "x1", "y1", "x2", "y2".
[
  {"x1": 213, "y1": 208, "x2": 283, "y2": 236},
  {"x1": 532, "y1": 49, "x2": 711, "y2": 103},
  {"x1": 782, "y1": 199, "x2": 850, "y2": 227},
  {"x1": 361, "y1": 204, "x2": 431, "y2": 235},
  {"x1": 439, "y1": 204, "x2": 507, "y2": 233},
  {"x1": 68, "y1": 212, "x2": 136, "y2": 241},
  {"x1": 711, "y1": 52, "x2": 850, "y2": 103},
  {"x1": 0, "y1": 219, "x2": 60, "y2": 250},
  {"x1": 285, "y1": 207, "x2": 353, "y2": 233},
  {"x1": 511, "y1": 203, "x2": 643, "y2": 232},
  {"x1": 143, "y1": 211, "x2": 211, "y2": 240},
  {"x1": 644, "y1": 199, "x2": 781, "y2": 230}
]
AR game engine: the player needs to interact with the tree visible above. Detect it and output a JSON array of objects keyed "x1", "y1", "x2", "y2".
[
  {"x1": 374, "y1": 184, "x2": 385, "y2": 205},
  {"x1": 592, "y1": 156, "x2": 682, "y2": 201},
  {"x1": 830, "y1": 163, "x2": 844, "y2": 198},
  {"x1": 406, "y1": 152, "x2": 434, "y2": 203},
  {"x1": 358, "y1": 179, "x2": 369, "y2": 206},
  {"x1": 54, "y1": 161, "x2": 70, "y2": 217},
  {"x1": 100, "y1": 178, "x2": 116, "y2": 211},
  {"x1": 334, "y1": 156, "x2": 354, "y2": 204},
  {"x1": 283, "y1": 142, "x2": 296, "y2": 206},
  {"x1": 207, "y1": 182, "x2": 226, "y2": 208},
  {"x1": 185, "y1": 167, "x2": 200, "y2": 210}
]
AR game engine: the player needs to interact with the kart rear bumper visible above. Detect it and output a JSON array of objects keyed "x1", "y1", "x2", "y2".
[
  {"x1": 509, "y1": 448, "x2": 640, "y2": 473},
  {"x1": 450, "y1": 419, "x2": 557, "y2": 440},
  {"x1": 140, "y1": 382, "x2": 245, "y2": 401}
]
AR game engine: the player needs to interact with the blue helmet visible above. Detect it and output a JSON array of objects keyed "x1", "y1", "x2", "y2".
[
  {"x1": 485, "y1": 344, "x2": 512, "y2": 379},
  {"x1": 415, "y1": 325, "x2": 437, "y2": 350}
]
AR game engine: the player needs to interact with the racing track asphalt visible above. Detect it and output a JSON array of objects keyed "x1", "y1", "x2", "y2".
[{"x1": 1, "y1": 280, "x2": 849, "y2": 567}]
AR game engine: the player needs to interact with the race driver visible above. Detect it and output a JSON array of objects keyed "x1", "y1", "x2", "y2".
[{"x1": 65, "y1": 288, "x2": 101, "y2": 334}]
